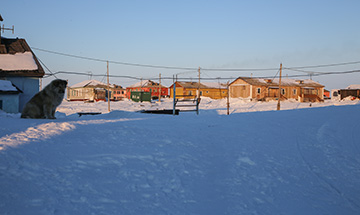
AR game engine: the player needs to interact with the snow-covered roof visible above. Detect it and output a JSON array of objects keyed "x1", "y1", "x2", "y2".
[
  {"x1": 202, "y1": 82, "x2": 228, "y2": 89},
  {"x1": 71, "y1": 80, "x2": 108, "y2": 88},
  {"x1": 346, "y1": 84, "x2": 360, "y2": 89},
  {"x1": 70, "y1": 80, "x2": 117, "y2": 89},
  {"x1": 233, "y1": 77, "x2": 324, "y2": 88},
  {"x1": 0, "y1": 52, "x2": 38, "y2": 71},
  {"x1": 128, "y1": 80, "x2": 165, "y2": 88},
  {"x1": 0, "y1": 80, "x2": 19, "y2": 92},
  {"x1": 173, "y1": 81, "x2": 227, "y2": 89}
]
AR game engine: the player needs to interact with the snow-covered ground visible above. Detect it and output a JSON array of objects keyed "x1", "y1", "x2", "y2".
[{"x1": 1, "y1": 98, "x2": 360, "y2": 215}]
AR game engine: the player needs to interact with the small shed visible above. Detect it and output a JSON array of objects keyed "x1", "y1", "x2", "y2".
[
  {"x1": 0, "y1": 80, "x2": 21, "y2": 113},
  {"x1": 130, "y1": 91, "x2": 151, "y2": 102},
  {"x1": 340, "y1": 85, "x2": 360, "y2": 100}
]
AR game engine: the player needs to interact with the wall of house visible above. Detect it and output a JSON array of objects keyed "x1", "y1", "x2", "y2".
[
  {"x1": 229, "y1": 79, "x2": 251, "y2": 98},
  {"x1": 67, "y1": 88, "x2": 95, "y2": 101},
  {"x1": 201, "y1": 88, "x2": 228, "y2": 99},
  {"x1": 0, "y1": 94, "x2": 20, "y2": 113},
  {"x1": 6, "y1": 77, "x2": 39, "y2": 112},
  {"x1": 169, "y1": 86, "x2": 186, "y2": 99}
]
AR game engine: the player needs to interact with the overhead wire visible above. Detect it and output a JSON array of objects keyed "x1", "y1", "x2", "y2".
[
  {"x1": 33, "y1": 47, "x2": 360, "y2": 85},
  {"x1": 32, "y1": 47, "x2": 284, "y2": 72}
]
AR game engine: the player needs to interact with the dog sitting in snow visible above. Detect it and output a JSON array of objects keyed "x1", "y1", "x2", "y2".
[{"x1": 21, "y1": 79, "x2": 67, "y2": 119}]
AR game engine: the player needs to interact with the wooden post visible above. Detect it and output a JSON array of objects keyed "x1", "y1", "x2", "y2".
[
  {"x1": 197, "y1": 67, "x2": 201, "y2": 99},
  {"x1": 159, "y1": 73, "x2": 161, "y2": 103},
  {"x1": 107, "y1": 61, "x2": 110, "y2": 112},
  {"x1": 173, "y1": 75, "x2": 176, "y2": 115},
  {"x1": 277, "y1": 63, "x2": 282, "y2": 111},
  {"x1": 227, "y1": 81, "x2": 230, "y2": 115},
  {"x1": 197, "y1": 67, "x2": 201, "y2": 115}
]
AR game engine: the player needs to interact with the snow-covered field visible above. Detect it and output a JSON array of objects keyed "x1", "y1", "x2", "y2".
[{"x1": 1, "y1": 98, "x2": 360, "y2": 215}]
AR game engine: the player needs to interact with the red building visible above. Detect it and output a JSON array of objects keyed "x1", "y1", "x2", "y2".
[
  {"x1": 111, "y1": 85, "x2": 126, "y2": 101},
  {"x1": 126, "y1": 80, "x2": 168, "y2": 100}
]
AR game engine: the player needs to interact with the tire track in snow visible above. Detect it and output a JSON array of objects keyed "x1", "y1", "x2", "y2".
[
  {"x1": 0, "y1": 118, "x2": 141, "y2": 150},
  {"x1": 296, "y1": 130, "x2": 360, "y2": 210}
]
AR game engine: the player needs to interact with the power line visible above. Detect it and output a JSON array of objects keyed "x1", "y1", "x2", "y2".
[
  {"x1": 32, "y1": 47, "x2": 283, "y2": 72},
  {"x1": 284, "y1": 60, "x2": 360, "y2": 70},
  {"x1": 32, "y1": 47, "x2": 198, "y2": 71}
]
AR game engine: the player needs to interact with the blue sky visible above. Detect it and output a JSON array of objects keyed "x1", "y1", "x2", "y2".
[{"x1": 2, "y1": 0, "x2": 360, "y2": 89}]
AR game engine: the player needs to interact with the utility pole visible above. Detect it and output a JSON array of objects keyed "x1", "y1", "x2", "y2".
[
  {"x1": 277, "y1": 63, "x2": 282, "y2": 111},
  {"x1": 197, "y1": 67, "x2": 201, "y2": 98},
  {"x1": 107, "y1": 61, "x2": 110, "y2": 112},
  {"x1": 173, "y1": 75, "x2": 176, "y2": 115},
  {"x1": 159, "y1": 73, "x2": 161, "y2": 103},
  {"x1": 227, "y1": 81, "x2": 230, "y2": 115},
  {"x1": 197, "y1": 67, "x2": 201, "y2": 115}
]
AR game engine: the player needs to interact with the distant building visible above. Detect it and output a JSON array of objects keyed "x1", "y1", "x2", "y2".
[
  {"x1": 324, "y1": 89, "x2": 330, "y2": 99},
  {"x1": 229, "y1": 77, "x2": 324, "y2": 102},
  {"x1": 67, "y1": 80, "x2": 126, "y2": 102},
  {"x1": 126, "y1": 80, "x2": 168, "y2": 100},
  {"x1": 169, "y1": 81, "x2": 228, "y2": 99},
  {"x1": 111, "y1": 84, "x2": 126, "y2": 101},
  {"x1": 0, "y1": 37, "x2": 44, "y2": 112},
  {"x1": 332, "y1": 85, "x2": 360, "y2": 100}
]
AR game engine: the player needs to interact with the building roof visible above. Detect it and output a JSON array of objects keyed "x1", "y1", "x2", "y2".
[
  {"x1": 0, "y1": 37, "x2": 44, "y2": 77},
  {"x1": 346, "y1": 84, "x2": 360, "y2": 90},
  {"x1": 172, "y1": 81, "x2": 228, "y2": 89},
  {"x1": 128, "y1": 80, "x2": 167, "y2": 88},
  {"x1": 231, "y1": 77, "x2": 324, "y2": 88},
  {"x1": 70, "y1": 80, "x2": 110, "y2": 88},
  {"x1": 0, "y1": 80, "x2": 20, "y2": 93}
]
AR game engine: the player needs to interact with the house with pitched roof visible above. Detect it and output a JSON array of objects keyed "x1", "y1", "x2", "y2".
[
  {"x1": 0, "y1": 37, "x2": 44, "y2": 112},
  {"x1": 67, "y1": 80, "x2": 107, "y2": 102},
  {"x1": 229, "y1": 77, "x2": 324, "y2": 102},
  {"x1": 67, "y1": 79, "x2": 125, "y2": 102}
]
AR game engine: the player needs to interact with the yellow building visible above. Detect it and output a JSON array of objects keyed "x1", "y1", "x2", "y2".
[{"x1": 169, "y1": 82, "x2": 228, "y2": 99}]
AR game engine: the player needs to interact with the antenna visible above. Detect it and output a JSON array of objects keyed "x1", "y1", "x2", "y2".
[{"x1": 0, "y1": 15, "x2": 15, "y2": 47}]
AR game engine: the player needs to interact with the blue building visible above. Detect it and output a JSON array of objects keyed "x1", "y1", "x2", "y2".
[
  {"x1": 0, "y1": 80, "x2": 21, "y2": 113},
  {"x1": 0, "y1": 37, "x2": 45, "y2": 113}
]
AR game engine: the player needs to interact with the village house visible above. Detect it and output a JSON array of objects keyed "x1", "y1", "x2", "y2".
[
  {"x1": 0, "y1": 37, "x2": 45, "y2": 112},
  {"x1": 111, "y1": 84, "x2": 126, "y2": 101},
  {"x1": 67, "y1": 79, "x2": 124, "y2": 102},
  {"x1": 169, "y1": 81, "x2": 228, "y2": 99},
  {"x1": 331, "y1": 85, "x2": 360, "y2": 101},
  {"x1": 126, "y1": 80, "x2": 168, "y2": 100},
  {"x1": 229, "y1": 77, "x2": 324, "y2": 102}
]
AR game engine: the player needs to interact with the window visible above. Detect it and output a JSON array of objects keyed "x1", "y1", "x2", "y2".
[
  {"x1": 257, "y1": 88, "x2": 261, "y2": 94},
  {"x1": 188, "y1": 91, "x2": 192, "y2": 96},
  {"x1": 281, "y1": 88, "x2": 285, "y2": 95},
  {"x1": 206, "y1": 91, "x2": 209, "y2": 94},
  {"x1": 333, "y1": 91, "x2": 338, "y2": 97},
  {"x1": 200, "y1": 91, "x2": 203, "y2": 96},
  {"x1": 293, "y1": 89, "x2": 297, "y2": 95}
]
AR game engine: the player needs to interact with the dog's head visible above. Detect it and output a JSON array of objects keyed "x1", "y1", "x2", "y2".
[{"x1": 51, "y1": 79, "x2": 68, "y2": 94}]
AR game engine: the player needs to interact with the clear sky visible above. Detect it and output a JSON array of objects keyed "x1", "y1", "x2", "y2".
[{"x1": 1, "y1": 0, "x2": 360, "y2": 89}]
